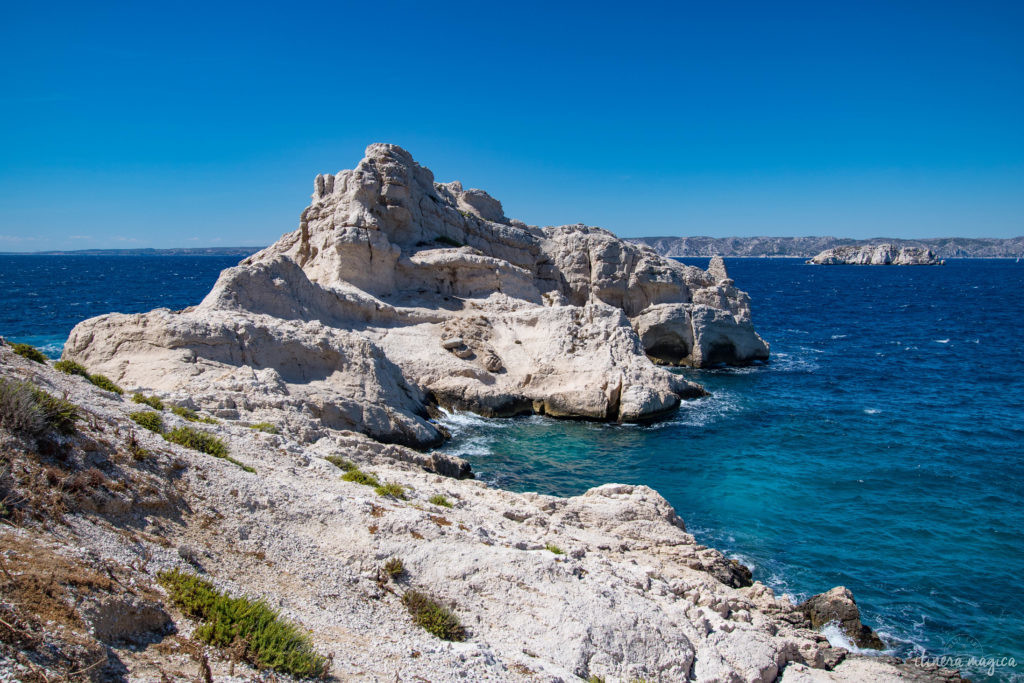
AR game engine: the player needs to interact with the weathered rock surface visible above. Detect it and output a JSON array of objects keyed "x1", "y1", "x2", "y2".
[
  {"x1": 65, "y1": 144, "x2": 768, "y2": 446},
  {"x1": 808, "y1": 244, "x2": 944, "y2": 265},
  {"x1": 0, "y1": 347, "x2": 963, "y2": 682}
]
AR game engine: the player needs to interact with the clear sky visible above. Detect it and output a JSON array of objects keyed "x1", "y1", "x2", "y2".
[{"x1": 1, "y1": 0, "x2": 1022, "y2": 250}]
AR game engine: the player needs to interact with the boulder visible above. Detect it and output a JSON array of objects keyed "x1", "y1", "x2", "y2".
[{"x1": 799, "y1": 586, "x2": 886, "y2": 650}]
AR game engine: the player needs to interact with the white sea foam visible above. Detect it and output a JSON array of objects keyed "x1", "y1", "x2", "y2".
[
  {"x1": 864, "y1": 408, "x2": 881, "y2": 415},
  {"x1": 831, "y1": 334, "x2": 848, "y2": 339},
  {"x1": 934, "y1": 338, "x2": 950, "y2": 344},
  {"x1": 821, "y1": 621, "x2": 875, "y2": 654}
]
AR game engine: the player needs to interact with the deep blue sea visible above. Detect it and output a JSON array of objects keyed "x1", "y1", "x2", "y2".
[{"x1": 1, "y1": 255, "x2": 1022, "y2": 680}]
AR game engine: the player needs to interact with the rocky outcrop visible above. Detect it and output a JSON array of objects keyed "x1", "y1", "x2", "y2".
[
  {"x1": 799, "y1": 586, "x2": 886, "y2": 650},
  {"x1": 807, "y1": 244, "x2": 944, "y2": 265},
  {"x1": 65, "y1": 144, "x2": 768, "y2": 447}
]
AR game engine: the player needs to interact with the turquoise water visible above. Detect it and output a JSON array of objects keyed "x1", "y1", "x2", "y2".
[
  {"x1": 1, "y1": 255, "x2": 1021, "y2": 679},
  {"x1": 438, "y1": 258, "x2": 1024, "y2": 681}
]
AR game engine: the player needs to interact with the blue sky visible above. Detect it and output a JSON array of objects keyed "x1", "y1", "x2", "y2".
[{"x1": 1, "y1": 0, "x2": 1021, "y2": 250}]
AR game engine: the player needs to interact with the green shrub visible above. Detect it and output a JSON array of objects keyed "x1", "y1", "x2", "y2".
[
  {"x1": 171, "y1": 404, "x2": 218, "y2": 424},
  {"x1": 170, "y1": 405, "x2": 198, "y2": 420},
  {"x1": 545, "y1": 543, "x2": 565, "y2": 555},
  {"x1": 53, "y1": 359, "x2": 89, "y2": 377},
  {"x1": 157, "y1": 568, "x2": 328, "y2": 678},
  {"x1": 249, "y1": 422, "x2": 278, "y2": 434},
  {"x1": 163, "y1": 425, "x2": 227, "y2": 457},
  {"x1": 88, "y1": 373, "x2": 123, "y2": 395},
  {"x1": 374, "y1": 482, "x2": 406, "y2": 499},
  {"x1": 325, "y1": 455, "x2": 357, "y2": 472},
  {"x1": 163, "y1": 426, "x2": 253, "y2": 472},
  {"x1": 383, "y1": 557, "x2": 404, "y2": 580},
  {"x1": 54, "y1": 359, "x2": 124, "y2": 394},
  {"x1": 11, "y1": 343, "x2": 47, "y2": 364},
  {"x1": 130, "y1": 410, "x2": 164, "y2": 433},
  {"x1": 0, "y1": 379, "x2": 79, "y2": 436},
  {"x1": 132, "y1": 393, "x2": 164, "y2": 410},
  {"x1": 428, "y1": 494, "x2": 453, "y2": 508},
  {"x1": 341, "y1": 468, "x2": 380, "y2": 487},
  {"x1": 401, "y1": 590, "x2": 465, "y2": 641}
]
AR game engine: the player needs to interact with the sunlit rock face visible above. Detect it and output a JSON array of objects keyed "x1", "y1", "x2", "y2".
[{"x1": 66, "y1": 144, "x2": 768, "y2": 446}]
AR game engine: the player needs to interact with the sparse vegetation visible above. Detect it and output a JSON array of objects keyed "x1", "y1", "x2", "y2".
[
  {"x1": 170, "y1": 404, "x2": 218, "y2": 424},
  {"x1": 325, "y1": 455, "x2": 357, "y2": 472},
  {"x1": 341, "y1": 468, "x2": 380, "y2": 487},
  {"x1": 249, "y1": 422, "x2": 279, "y2": 434},
  {"x1": 54, "y1": 359, "x2": 124, "y2": 394},
  {"x1": 126, "y1": 433, "x2": 151, "y2": 461},
  {"x1": 130, "y1": 410, "x2": 164, "y2": 433},
  {"x1": 87, "y1": 373, "x2": 123, "y2": 394},
  {"x1": 383, "y1": 557, "x2": 405, "y2": 580},
  {"x1": 0, "y1": 379, "x2": 80, "y2": 436},
  {"x1": 545, "y1": 543, "x2": 565, "y2": 555},
  {"x1": 401, "y1": 590, "x2": 466, "y2": 641},
  {"x1": 163, "y1": 426, "x2": 253, "y2": 472},
  {"x1": 428, "y1": 494, "x2": 452, "y2": 508},
  {"x1": 132, "y1": 393, "x2": 164, "y2": 410},
  {"x1": 374, "y1": 481, "x2": 406, "y2": 499},
  {"x1": 11, "y1": 343, "x2": 47, "y2": 363},
  {"x1": 53, "y1": 359, "x2": 89, "y2": 376},
  {"x1": 164, "y1": 425, "x2": 226, "y2": 457},
  {"x1": 157, "y1": 568, "x2": 328, "y2": 677}
]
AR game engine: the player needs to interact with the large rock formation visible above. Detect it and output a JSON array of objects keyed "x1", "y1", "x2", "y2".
[
  {"x1": 807, "y1": 244, "x2": 944, "y2": 265},
  {"x1": 65, "y1": 144, "x2": 768, "y2": 447}
]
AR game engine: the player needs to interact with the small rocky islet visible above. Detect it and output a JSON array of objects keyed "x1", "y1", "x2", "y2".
[
  {"x1": 0, "y1": 145, "x2": 964, "y2": 681},
  {"x1": 807, "y1": 243, "x2": 945, "y2": 265}
]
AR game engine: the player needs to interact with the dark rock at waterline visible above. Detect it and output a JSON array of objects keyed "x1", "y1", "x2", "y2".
[{"x1": 799, "y1": 585, "x2": 886, "y2": 649}]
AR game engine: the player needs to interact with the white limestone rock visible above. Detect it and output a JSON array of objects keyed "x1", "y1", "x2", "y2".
[
  {"x1": 808, "y1": 244, "x2": 944, "y2": 265},
  {"x1": 66, "y1": 143, "x2": 770, "y2": 443}
]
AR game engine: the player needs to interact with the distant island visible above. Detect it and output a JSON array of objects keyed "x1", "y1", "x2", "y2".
[
  {"x1": 2, "y1": 246, "x2": 265, "y2": 257},
  {"x1": 629, "y1": 236, "x2": 1024, "y2": 259}
]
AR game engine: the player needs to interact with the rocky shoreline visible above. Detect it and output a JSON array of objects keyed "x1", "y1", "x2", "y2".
[
  {"x1": 0, "y1": 145, "x2": 965, "y2": 681},
  {"x1": 0, "y1": 344, "x2": 964, "y2": 681}
]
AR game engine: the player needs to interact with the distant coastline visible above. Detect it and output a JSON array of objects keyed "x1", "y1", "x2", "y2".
[
  {"x1": 629, "y1": 236, "x2": 1024, "y2": 259},
  {"x1": 0, "y1": 246, "x2": 265, "y2": 257}
]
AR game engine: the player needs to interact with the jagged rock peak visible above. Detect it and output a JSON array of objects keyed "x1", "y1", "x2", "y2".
[{"x1": 66, "y1": 144, "x2": 770, "y2": 447}]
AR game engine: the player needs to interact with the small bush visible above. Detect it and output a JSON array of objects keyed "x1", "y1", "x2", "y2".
[
  {"x1": 163, "y1": 426, "x2": 253, "y2": 472},
  {"x1": 545, "y1": 543, "x2": 565, "y2": 555},
  {"x1": 157, "y1": 568, "x2": 328, "y2": 677},
  {"x1": 164, "y1": 426, "x2": 228, "y2": 457},
  {"x1": 170, "y1": 405, "x2": 198, "y2": 420},
  {"x1": 249, "y1": 422, "x2": 279, "y2": 434},
  {"x1": 374, "y1": 482, "x2": 406, "y2": 499},
  {"x1": 428, "y1": 494, "x2": 453, "y2": 508},
  {"x1": 54, "y1": 359, "x2": 124, "y2": 394},
  {"x1": 54, "y1": 359, "x2": 89, "y2": 377},
  {"x1": 132, "y1": 393, "x2": 164, "y2": 410},
  {"x1": 0, "y1": 379, "x2": 78, "y2": 436},
  {"x1": 130, "y1": 410, "x2": 164, "y2": 433},
  {"x1": 88, "y1": 373, "x2": 123, "y2": 395},
  {"x1": 325, "y1": 455, "x2": 357, "y2": 472},
  {"x1": 127, "y1": 433, "x2": 150, "y2": 461},
  {"x1": 171, "y1": 404, "x2": 218, "y2": 424},
  {"x1": 383, "y1": 558, "x2": 404, "y2": 580},
  {"x1": 11, "y1": 343, "x2": 47, "y2": 364},
  {"x1": 341, "y1": 468, "x2": 380, "y2": 488},
  {"x1": 401, "y1": 590, "x2": 465, "y2": 641}
]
